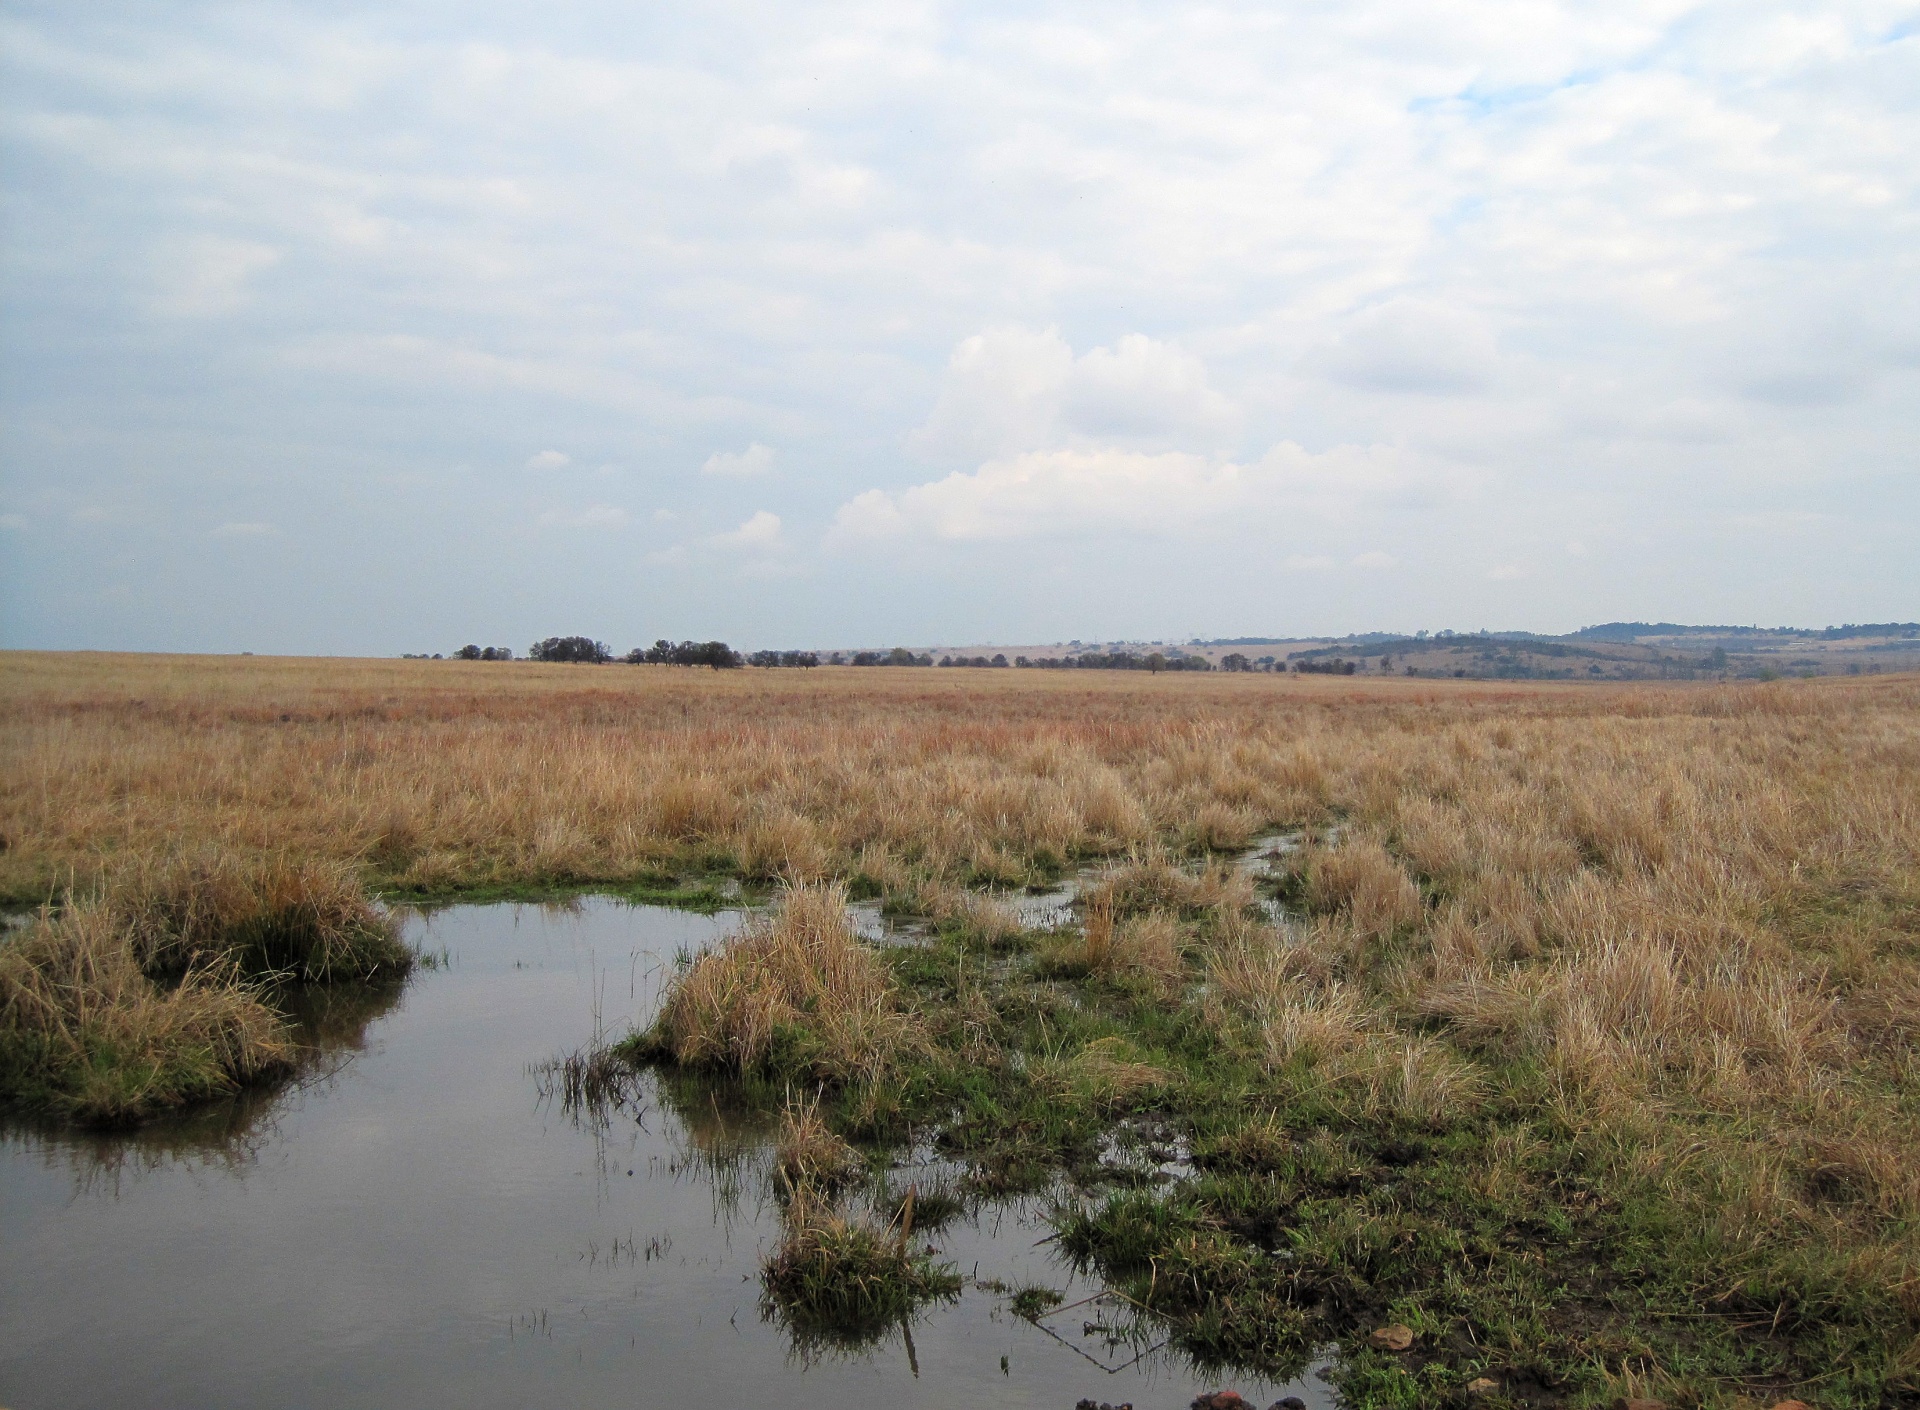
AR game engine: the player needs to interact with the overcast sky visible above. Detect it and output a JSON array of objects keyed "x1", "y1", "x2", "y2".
[{"x1": 2, "y1": 1, "x2": 1916, "y2": 653}]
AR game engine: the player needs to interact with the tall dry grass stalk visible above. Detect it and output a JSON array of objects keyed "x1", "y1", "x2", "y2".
[{"x1": 644, "y1": 883, "x2": 923, "y2": 1083}]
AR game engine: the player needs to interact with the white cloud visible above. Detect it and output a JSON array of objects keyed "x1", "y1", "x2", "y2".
[
  {"x1": 536, "y1": 504, "x2": 628, "y2": 528},
  {"x1": 525, "y1": 449, "x2": 571, "y2": 471},
  {"x1": 1306, "y1": 300, "x2": 1502, "y2": 396},
  {"x1": 709, "y1": 509, "x2": 782, "y2": 548},
  {"x1": 4, "y1": 4, "x2": 1918, "y2": 645},
  {"x1": 701, "y1": 442, "x2": 776, "y2": 476},
  {"x1": 1352, "y1": 551, "x2": 1398, "y2": 569},
  {"x1": 833, "y1": 440, "x2": 1424, "y2": 545},
  {"x1": 212, "y1": 521, "x2": 276, "y2": 537},
  {"x1": 1486, "y1": 563, "x2": 1529, "y2": 581},
  {"x1": 149, "y1": 236, "x2": 281, "y2": 318},
  {"x1": 0, "y1": 514, "x2": 26, "y2": 530},
  {"x1": 909, "y1": 327, "x2": 1238, "y2": 461}
]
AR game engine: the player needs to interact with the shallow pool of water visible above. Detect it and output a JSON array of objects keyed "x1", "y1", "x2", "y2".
[{"x1": 0, "y1": 898, "x2": 1334, "y2": 1410}]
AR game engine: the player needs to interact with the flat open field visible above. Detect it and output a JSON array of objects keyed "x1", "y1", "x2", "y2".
[{"x1": 4, "y1": 653, "x2": 1919, "y2": 1404}]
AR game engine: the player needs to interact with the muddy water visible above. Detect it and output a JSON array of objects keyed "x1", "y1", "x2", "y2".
[{"x1": 0, "y1": 899, "x2": 1333, "y2": 1410}]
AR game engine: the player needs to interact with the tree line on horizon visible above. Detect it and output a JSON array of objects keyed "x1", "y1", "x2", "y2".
[{"x1": 407, "y1": 637, "x2": 1377, "y2": 674}]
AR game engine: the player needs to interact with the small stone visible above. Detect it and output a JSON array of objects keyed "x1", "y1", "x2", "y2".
[
  {"x1": 1466, "y1": 1379, "x2": 1499, "y2": 1398},
  {"x1": 1192, "y1": 1395, "x2": 1251, "y2": 1410},
  {"x1": 1268, "y1": 1399, "x2": 1309, "y2": 1410},
  {"x1": 1076, "y1": 1400, "x2": 1097, "y2": 1410},
  {"x1": 1368, "y1": 1323, "x2": 1416, "y2": 1353}
]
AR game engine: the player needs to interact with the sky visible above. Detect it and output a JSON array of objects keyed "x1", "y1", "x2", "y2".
[{"x1": 1, "y1": 1, "x2": 1916, "y2": 654}]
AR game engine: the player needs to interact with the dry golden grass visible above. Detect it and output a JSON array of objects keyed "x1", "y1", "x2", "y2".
[
  {"x1": 0, "y1": 896, "x2": 292, "y2": 1123},
  {"x1": 642, "y1": 882, "x2": 923, "y2": 1083},
  {"x1": 4, "y1": 651, "x2": 1919, "y2": 1327},
  {"x1": 0, "y1": 847, "x2": 406, "y2": 1123},
  {"x1": 774, "y1": 1093, "x2": 865, "y2": 1193}
]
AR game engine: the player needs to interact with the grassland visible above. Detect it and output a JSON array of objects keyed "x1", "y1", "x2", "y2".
[{"x1": 2, "y1": 652, "x2": 1917, "y2": 1403}]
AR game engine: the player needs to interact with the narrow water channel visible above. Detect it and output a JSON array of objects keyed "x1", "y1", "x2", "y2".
[{"x1": 0, "y1": 897, "x2": 1335, "y2": 1410}]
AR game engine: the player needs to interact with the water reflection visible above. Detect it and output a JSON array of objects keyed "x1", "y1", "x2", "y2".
[
  {"x1": 0, "y1": 974, "x2": 407, "y2": 1191},
  {"x1": 0, "y1": 897, "x2": 1335, "y2": 1410}
]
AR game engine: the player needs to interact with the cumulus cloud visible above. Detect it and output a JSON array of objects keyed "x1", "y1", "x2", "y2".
[
  {"x1": 709, "y1": 509, "x2": 782, "y2": 548},
  {"x1": 909, "y1": 328, "x2": 1238, "y2": 461},
  {"x1": 525, "y1": 450, "x2": 571, "y2": 471},
  {"x1": 701, "y1": 442, "x2": 776, "y2": 476},
  {"x1": 2, "y1": 3, "x2": 1916, "y2": 647},
  {"x1": 832, "y1": 440, "x2": 1420, "y2": 545}
]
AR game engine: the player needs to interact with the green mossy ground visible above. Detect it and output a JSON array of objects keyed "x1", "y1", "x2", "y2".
[{"x1": 625, "y1": 896, "x2": 1914, "y2": 1408}]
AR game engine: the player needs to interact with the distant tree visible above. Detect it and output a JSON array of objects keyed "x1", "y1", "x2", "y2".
[
  {"x1": 455, "y1": 644, "x2": 483, "y2": 660},
  {"x1": 642, "y1": 639, "x2": 741, "y2": 668},
  {"x1": 480, "y1": 646, "x2": 512, "y2": 661},
  {"x1": 1146, "y1": 652, "x2": 1165, "y2": 674},
  {"x1": 529, "y1": 636, "x2": 612, "y2": 663},
  {"x1": 991, "y1": 653, "x2": 1008, "y2": 667},
  {"x1": 1221, "y1": 653, "x2": 1250, "y2": 672}
]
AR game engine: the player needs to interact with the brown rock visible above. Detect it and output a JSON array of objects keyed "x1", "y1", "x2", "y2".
[
  {"x1": 1466, "y1": 1378, "x2": 1499, "y2": 1398},
  {"x1": 1368, "y1": 1323, "x2": 1416, "y2": 1352},
  {"x1": 1192, "y1": 1395, "x2": 1251, "y2": 1410}
]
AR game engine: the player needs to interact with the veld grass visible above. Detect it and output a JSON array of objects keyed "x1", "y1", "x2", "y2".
[
  {"x1": 119, "y1": 852, "x2": 410, "y2": 982},
  {"x1": 631, "y1": 882, "x2": 922, "y2": 1083},
  {"x1": 775, "y1": 1093, "x2": 864, "y2": 1193},
  {"x1": 0, "y1": 854, "x2": 407, "y2": 1123},
  {"x1": 759, "y1": 1185, "x2": 963, "y2": 1344},
  {"x1": 4, "y1": 653, "x2": 1919, "y2": 1401}
]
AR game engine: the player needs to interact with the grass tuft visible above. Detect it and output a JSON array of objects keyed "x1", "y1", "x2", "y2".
[
  {"x1": 638, "y1": 882, "x2": 923, "y2": 1083},
  {"x1": 0, "y1": 896, "x2": 292, "y2": 1123},
  {"x1": 759, "y1": 1188, "x2": 962, "y2": 1341},
  {"x1": 0, "y1": 855, "x2": 406, "y2": 1124}
]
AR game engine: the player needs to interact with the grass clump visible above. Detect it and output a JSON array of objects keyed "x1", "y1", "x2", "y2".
[
  {"x1": 776, "y1": 1094, "x2": 865, "y2": 1193},
  {"x1": 1008, "y1": 1283, "x2": 1065, "y2": 1319},
  {"x1": 0, "y1": 896, "x2": 292, "y2": 1123},
  {"x1": 634, "y1": 882, "x2": 923, "y2": 1084},
  {"x1": 760, "y1": 1192, "x2": 962, "y2": 1342},
  {"x1": 0, "y1": 854, "x2": 408, "y2": 1124},
  {"x1": 121, "y1": 852, "x2": 410, "y2": 982}
]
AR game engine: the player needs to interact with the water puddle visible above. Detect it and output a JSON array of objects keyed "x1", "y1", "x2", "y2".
[
  {"x1": 851, "y1": 830, "x2": 1308, "y2": 943},
  {"x1": 0, "y1": 897, "x2": 1334, "y2": 1410}
]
